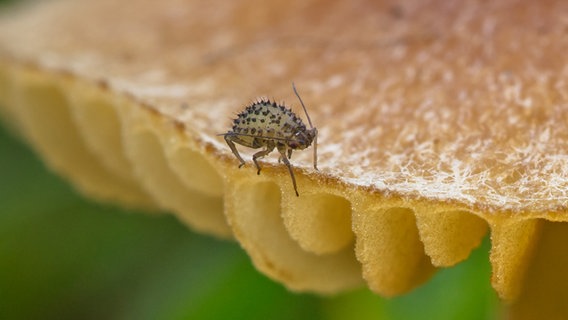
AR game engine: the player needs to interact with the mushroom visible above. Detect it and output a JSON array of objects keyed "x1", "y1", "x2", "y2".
[{"x1": 0, "y1": 0, "x2": 566, "y2": 317}]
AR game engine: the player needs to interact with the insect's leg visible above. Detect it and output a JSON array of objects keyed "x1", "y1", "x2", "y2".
[
  {"x1": 278, "y1": 146, "x2": 299, "y2": 197},
  {"x1": 224, "y1": 134, "x2": 246, "y2": 168},
  {"x1": 313, "y1": 129, "x2": 318, "y2": 171},
  {"x1": 253, "y1": 145, "x2": 275, "y2": 175},
  {"x1": 279, "y1": 149, "x2": 292, "y2": 163}
]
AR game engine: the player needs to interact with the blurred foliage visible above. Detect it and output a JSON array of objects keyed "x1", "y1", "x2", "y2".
[
  {"x1": 0, "y1": 119, "x2": 501, "y2": 320},
  {"x1": 0, "y1": 0, "x2": 16, "y2": 9}
]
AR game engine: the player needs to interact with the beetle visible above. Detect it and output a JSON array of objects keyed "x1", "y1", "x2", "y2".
[{"x1": 221, "y1": 83, "x2": 318, "y2": 196}]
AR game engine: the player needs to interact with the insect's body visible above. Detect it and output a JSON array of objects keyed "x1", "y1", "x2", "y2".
[
  {"x1": 222, "y1": 85, "x2": 318, "y2": 196},
  {"x1": 228, "y1": 101, "x2": 314, "y2": 149}
]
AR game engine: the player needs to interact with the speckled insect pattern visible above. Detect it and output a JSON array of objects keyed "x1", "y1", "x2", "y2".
[{"x1": 221, "y1": 84, "x2": 318, "y2": 196}]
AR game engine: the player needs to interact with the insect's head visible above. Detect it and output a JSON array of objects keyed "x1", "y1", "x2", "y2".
[{"x1": 289, "y1": 127, "x2": 317, "y2": 150}]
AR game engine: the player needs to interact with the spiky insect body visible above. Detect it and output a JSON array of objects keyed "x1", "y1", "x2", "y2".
[{"x1": 222, "y1": 84, "x2": 318, "y2": 196}]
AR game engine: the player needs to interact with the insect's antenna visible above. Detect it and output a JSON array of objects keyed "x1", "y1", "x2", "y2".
[{"x1": 292, "y1": 82, "x2": 314, "y2": 129}]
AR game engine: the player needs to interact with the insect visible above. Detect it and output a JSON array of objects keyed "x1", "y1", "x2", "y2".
[{"x1": 221, "y1": 83, "x2": 318, "y2": 196}]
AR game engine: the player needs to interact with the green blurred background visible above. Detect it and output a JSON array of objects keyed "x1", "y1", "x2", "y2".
[{"x1": 0, "y1": 1, "x2": 501, "y2": 319}]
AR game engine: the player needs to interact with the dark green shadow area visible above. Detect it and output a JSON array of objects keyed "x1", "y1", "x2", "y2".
[{"x1": 0, "y1": 0, "x2": 21, "y2": 10}]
